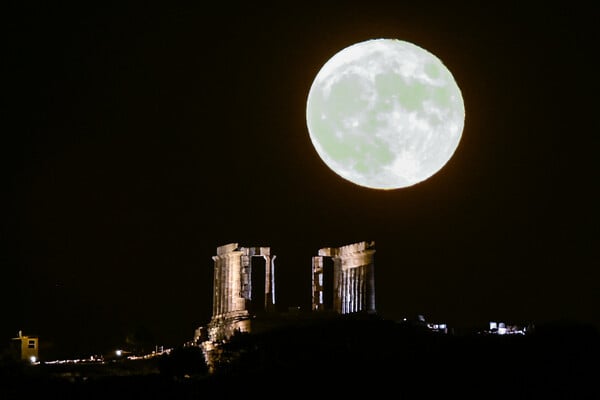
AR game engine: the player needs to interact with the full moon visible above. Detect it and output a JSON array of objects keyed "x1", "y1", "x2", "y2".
[{"x1": 306, "y1": 38, "x2": 465, "y2": 190}]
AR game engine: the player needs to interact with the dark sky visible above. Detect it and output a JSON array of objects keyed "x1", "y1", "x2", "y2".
[{"x1": 2, "y1": 2, "x2": 598, "y2": 358}]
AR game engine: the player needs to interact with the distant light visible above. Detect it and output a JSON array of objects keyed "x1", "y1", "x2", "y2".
[
  {"x1": 498, "y1": 327, "x2": 507, "y2": 335},
  {"x1": 489, "y1": 322, "x2": 497, "y2": 330},
  {"x1": 30, "y1": 356, "x2": 37, "y2": 363},
  {"x1": 116, "y1": 350, "x2": 122, "y2": 356}
]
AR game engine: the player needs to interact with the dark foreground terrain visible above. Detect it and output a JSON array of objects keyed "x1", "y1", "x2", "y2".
[{"x1": 2, "y1": 317, "x2": 598, "y2": 399}]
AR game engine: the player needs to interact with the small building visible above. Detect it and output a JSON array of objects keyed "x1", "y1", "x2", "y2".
[{"x1": 11, "y1": 330, "x2": 39, "y2": 362}]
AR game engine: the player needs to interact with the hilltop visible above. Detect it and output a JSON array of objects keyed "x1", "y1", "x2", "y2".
[{"x1": 1, "y1": 315, "x2": 598, "y2": 399}]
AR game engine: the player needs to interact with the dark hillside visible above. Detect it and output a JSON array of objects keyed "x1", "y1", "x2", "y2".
[{"x1": 2, "y1": 317, "x2": 598, "y2": 399}]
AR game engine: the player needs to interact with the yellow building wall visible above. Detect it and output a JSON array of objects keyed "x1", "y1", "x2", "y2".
[{"x1": 18, "y1": 336, "x2": 38, "y2": 360}]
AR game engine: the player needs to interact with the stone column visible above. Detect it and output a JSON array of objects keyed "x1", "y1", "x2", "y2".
[
  {"x1": 211, "y1": 244, "x2": 246, "y2": 319},
  {"x1": 212, "y1": 258, "x2": 219, "y2": 317},
  {"x1": 312, "y1": 256, "x2": 323, "y2": 311},
  {"x1": 333, "y1": 257, "x2": 342, "y2": 313},
  {"x1": 265, "y1": 255, "x2": 276, "y2": 311},
  {"x1": 330, "y1": 241, "x2": 376, "y2": 315}
]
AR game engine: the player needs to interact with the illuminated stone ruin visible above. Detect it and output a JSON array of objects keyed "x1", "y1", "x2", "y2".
[
  {"x1": 197, "y1": 241, "x2": 375, "y2": 371},
  {"x1": 312, "y1": 240, "x2": 376, "y2": 314},
  {"x1": 204, "y1": 243, "x2": 276, "y2": 344}
]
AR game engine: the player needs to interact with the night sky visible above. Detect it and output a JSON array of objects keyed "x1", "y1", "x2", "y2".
[{"x1": 3, "y1": 2, "x2": 598, "y2": 359}]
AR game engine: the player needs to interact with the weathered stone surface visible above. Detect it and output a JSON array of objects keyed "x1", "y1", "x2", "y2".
[
  {"x1": 199, "y1": 243, "x2": 277, "y2": 370},
  {"x1": 199, "y1": 241, "x2": 375, "y2": 372},
  {"x1": 312, "y1": 241, "x2": 376, "y2": 314}
]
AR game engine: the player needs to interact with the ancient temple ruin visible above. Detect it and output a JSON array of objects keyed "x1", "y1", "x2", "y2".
[
  {"x1": 312, "y1": 240, "x2": 376, "y2": 314},
  {"x1": 203, "y1": 243, "x2": 276, "y2": 344},
  {"x1": 197, "y1": 241, "x2": 376, "y2": 369}
]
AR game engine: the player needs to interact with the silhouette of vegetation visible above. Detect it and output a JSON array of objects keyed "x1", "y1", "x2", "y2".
[
  {"x1": 204, "y1": 315, "x2": 599, "y2": 397},
  {"x1": 1, "y1": 317, "x2": 598, "y2": 398},
  {"x1": 158, "y1": 345, "x2": 208, "y2": 379}
]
